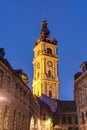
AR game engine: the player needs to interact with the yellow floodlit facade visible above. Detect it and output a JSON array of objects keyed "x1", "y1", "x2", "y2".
[{"x1": 32, "y1": 20, "x2": 60, "y2": 99}]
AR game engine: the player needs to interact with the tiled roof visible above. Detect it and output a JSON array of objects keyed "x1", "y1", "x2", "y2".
[
  {"x1": 58, "y1": 100, "x2": 77, "y2": 113},
  {"x1": 0, "y1": 58, "x2": 32, "y2": 93}
]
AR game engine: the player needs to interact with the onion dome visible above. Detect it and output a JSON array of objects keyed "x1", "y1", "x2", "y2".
[
  {"x1": 40, "y1": 20, "x2": 50, "y2": 39},
  {"x1": 34, "y1": 20, "x2": 58, "y2": 46}
]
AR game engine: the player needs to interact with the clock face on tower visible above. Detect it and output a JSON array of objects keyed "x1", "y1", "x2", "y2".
[{"x1": 47, "y1": 61, "x2": 53, "y2": 67}]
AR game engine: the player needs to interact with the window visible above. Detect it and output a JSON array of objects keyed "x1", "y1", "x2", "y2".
[
  {"x1": 30, "y1": 116, "x2": 34, "y2": 130},
  {"x1": 37, "y1": 63, "x2": 40, "y2": 69},
  {"x1": 68, "y1": 127, "x2": 72, "y2": 130},
  {"x1": 48, "y1": 70, "x2": 51, "y2": 77},
  {"x1": 49, "y1": 90, "x2": 52, "y2": 98},
  {"x1": 68, "y1": 116, "x2": 72, "y2": 124},
  {"x1": 62, "y1": 116, "x2": 66, "y2": 124},
  {"x1": 22, "y1": 114, "x2": 25, "y2": 129},
  {"x1": 18, "y1": 112, "x2": 21, "y2": 130},
  {"x1": 45, "y1": 86, "x2": 47, "y2": 94},
  {"x1": 15, "y1": 84, "x2": 21, "y2": 100},
  {"x1": 7, "y1": 76, "x2": 11, "y2": 84},
  {"x1": 3, "y1": 105, "x2": 9, "y2": 129},
  {"x1": 43, "y1": 114, "x2": 46, "y2": 120},
  {"x1": 47, "y1": 48, "x2": 52, "y2": 55},
  {"x1": 75, "y1": 116, "x2": 78, "y2": 124},
  {"x1": 82, "y1": 113, "x2": 85, "y2": 124},
  {"x1": 75, "y1": 128, "x2": 78, "y2": 130},
  {"x1": 86, "y1": 111, "x2": 87, "y2": 120},
  {"x1": 0, "y1": 69, "x2": 3, "y2": 85},
  {"x1": 37, "y1": 72, "x2": 39, "y2": 78},
  {"x1": 86, "y1": 64, "x2": 87, "y2": 70}
]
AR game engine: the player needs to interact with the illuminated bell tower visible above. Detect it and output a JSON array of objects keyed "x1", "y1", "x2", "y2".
[{"x1": 32, "y1": 20, "x2": 60, "y2": 99}]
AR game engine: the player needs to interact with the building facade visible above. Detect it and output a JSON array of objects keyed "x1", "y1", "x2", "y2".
[
  {"x1": 0, "y1": 49, "x2": 40, "y2": 130},
  {"x1": 74, "y1": 61, "x2": 87, "y2": 130}
]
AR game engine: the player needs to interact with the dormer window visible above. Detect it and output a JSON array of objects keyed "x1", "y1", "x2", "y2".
[
  {"x1": 80, "y1": 62, "x2": 87, "y2": 73},
  {"x1": 47, "y1": 48, "x2": 52, "y2": 55}
]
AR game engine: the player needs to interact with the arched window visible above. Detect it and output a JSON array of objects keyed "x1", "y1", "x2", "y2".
[
  {"x1": 37, "y1": 72, "x2": 39, "y2": 78},
  {"x1": 37, "y1": 63, "x2": 40, "y2": 69},
  {"x1": 49, "y1": 90, "x2": 52, "y2": 98},
  {"x1": 48, "y1": 70, "x2": 51, "y2": 77},
  {"x1": 47, "y1": 48, "x2": 52, "y2": 55}
]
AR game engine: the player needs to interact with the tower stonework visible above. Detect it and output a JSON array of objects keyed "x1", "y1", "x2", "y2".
[{"x1": 32, "y1": 20, "x2": 60, "y2": 99}]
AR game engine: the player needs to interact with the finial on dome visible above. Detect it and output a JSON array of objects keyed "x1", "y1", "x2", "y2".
[
  {"x1": 41, "y1": 20, "x2": 48, "y2": 27},
  {"x1": 40, "y1": 19, "x2": 50, "y2": 39}
]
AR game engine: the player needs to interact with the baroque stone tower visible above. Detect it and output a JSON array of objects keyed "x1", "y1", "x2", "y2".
[{"x1": 32, "y1": 20, "x2": 60, "y2": 99}]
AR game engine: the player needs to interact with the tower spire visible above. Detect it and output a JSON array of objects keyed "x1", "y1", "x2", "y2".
[
  {"x1": 34, "y1": 20, "x2": 57, "y2": 47},
  {"x1": 40, "y1": 20, "x2": 50, "y2": 39}
]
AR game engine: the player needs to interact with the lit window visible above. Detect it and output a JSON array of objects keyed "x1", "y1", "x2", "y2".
[
  {"x1": 3, "y1": 105, "x2": 9, "y2": 129},
  {"x1": 30, "y1": 116, "x2": 34, "y2": 130}
]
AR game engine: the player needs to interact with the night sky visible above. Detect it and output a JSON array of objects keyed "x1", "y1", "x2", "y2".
[{"x1": 0, "y1": 0, "x2": 87, "y2": 100}]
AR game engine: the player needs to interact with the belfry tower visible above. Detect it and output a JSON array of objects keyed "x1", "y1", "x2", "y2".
[{"x1": 32, "y1": 20, "x2": 60, "y2": 99}]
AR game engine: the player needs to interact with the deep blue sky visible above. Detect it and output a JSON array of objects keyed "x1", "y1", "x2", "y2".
[{"x1": 0, "y1": 0, "x2": 87, "y2": 100}]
